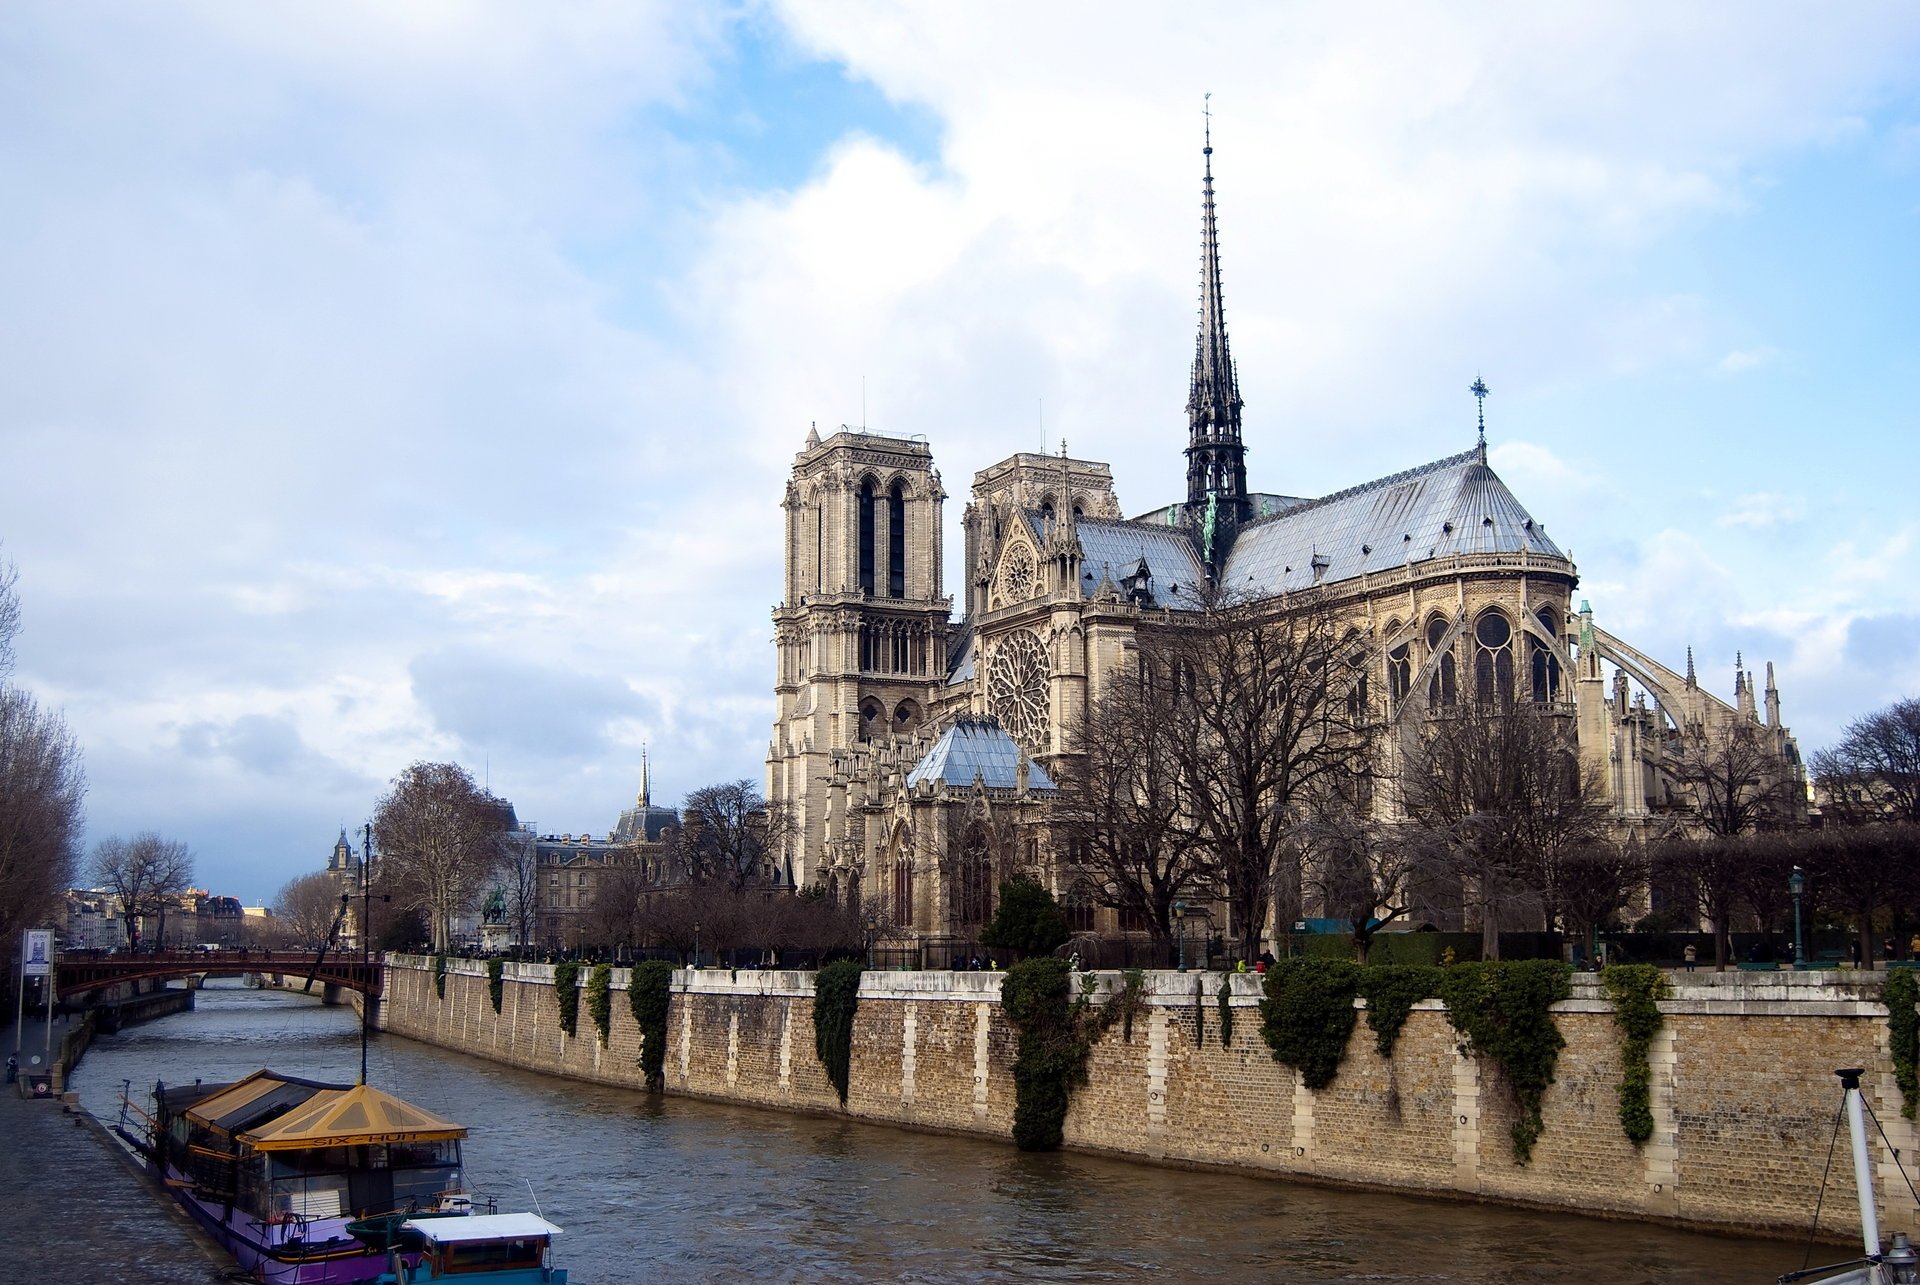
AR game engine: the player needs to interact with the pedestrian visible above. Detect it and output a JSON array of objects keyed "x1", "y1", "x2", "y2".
[
  {"x1": 1910, "y1": 933, "x2": 1920, "y2": 960},
  {"x1": 4, "y1": 1054, "x2": 15, "y2": 1084},
  {"x1": 1682, "y1": 943, "x2": 1696, "y2": 972}
]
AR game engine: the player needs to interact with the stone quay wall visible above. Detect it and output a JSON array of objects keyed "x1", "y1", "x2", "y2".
[{"x1": 378, "y1": 957, "x2": 1911, "y2": 1240}]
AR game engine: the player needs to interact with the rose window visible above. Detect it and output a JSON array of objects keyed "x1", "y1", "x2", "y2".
[
  {"x1": 987, "y1": 629, "x2": 1050, "y2": 752},
  {"x1": 998, "y1": 543, "x2": 1037, "y2": 604}
]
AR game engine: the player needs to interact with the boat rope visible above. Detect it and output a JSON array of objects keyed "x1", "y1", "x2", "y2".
[
  {"x1": 1799, "y1": 1096, "x2": 1849, "y2": 1273},
  {"x1": 1863, "y1": 1094, "x2": 1920, "y2": 1207}
]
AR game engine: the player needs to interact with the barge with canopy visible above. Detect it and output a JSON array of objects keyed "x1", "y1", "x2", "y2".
[{"x1": 129, "y1": 1068, "x2": 475, "y2": 1283}]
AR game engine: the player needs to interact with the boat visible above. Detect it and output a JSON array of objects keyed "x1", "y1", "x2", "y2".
[
  {"x1": 131, "y1": 1068, "x2": 485, "y2": 1284},
  {"x1": 1781, "y1": 1069, "x2": 1920, "y2": 1284},
  {"x1": 372, "y1": 1213, "x2": 569, "y2": 1283}
]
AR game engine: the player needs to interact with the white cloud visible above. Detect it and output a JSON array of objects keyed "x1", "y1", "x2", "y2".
[
  {"x1": 1719, "y1": 492, "x2": 1807, "y2": 528},
  {"x1": 6, "y1": 3, "x2": 1920, "y2": 895},
  {"x1": 1713, "y1": 347, "x2": 1781, "y2": 376}
]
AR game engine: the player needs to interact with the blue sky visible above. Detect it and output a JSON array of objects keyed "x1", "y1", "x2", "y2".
[{"x1": 3, "y1": 3, "x2": 1918, "y2": 904}]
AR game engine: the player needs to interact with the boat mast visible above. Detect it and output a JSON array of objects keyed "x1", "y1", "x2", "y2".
[{"x1": 1839, "y1": 1067, "x2": 1882, "y2": 1261}]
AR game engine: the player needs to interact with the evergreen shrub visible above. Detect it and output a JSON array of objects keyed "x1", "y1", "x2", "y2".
[
  {"x1": 1601, "y1": 964, "x2": 1668, "y2": 1144},
  {"x1": 486, "y1": 957, "x2": 503, "y2": 1013},
  {"x1": 1436, "y1": 960, "x2": 1572, "y2": 1163},
  {"x1": 585, "y1": 963, "x2": 613, "y2": 1047},
  {"x1": 1259, "y1": 957, "x2": 1361, "y2": 1090}
]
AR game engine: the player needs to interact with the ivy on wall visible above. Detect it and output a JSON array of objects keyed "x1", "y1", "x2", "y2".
[
  {"x1": 586, "y1": 963, "x2": 613, "y2": 1047},
  {"x1": 1886, "y1": 970, "x2": 1920, "y2": 1120},
  {"x1": 1259, "y1": 958, "x2": 1361, "y2": 1090},
  {"x1": 1216, "y1": 976, "x2": 1235, "y2": 1049},
  {"x1": 813, "y1": 959, "x2": 864, "y2": 1106},
  {"x1": 1437, "y1": 960, "x2": 1572, "y2": 1164},
  {"x1": 1358, "y1": 965, "x2": 1442, "y2": 1058},
  {"x1": 1001, "y1": 958, "x2": 1098, "y2": 1152},
  {"x1": 486, "y1": 958, "x2": 504, "y2": 1014},
  {"x1": 553, "y1": 960, "x2": 581, "y2": 1038},
  {"x1": 433, "y1": 954, "x2": 447, "y2": 1000},
  {"x1": 1111, "y1": 969, "x2": 1146, "y2": 1043},
  {"x1": 1601, "y1": 964, "x2": 1668, "y2": 1144},
  {"x1": 629, "y1": 961, "x2": 675, "y2": 1091}
]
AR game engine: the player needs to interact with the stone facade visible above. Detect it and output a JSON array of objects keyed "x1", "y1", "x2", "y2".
[
  {"x1": 765, "y1": 137, "x2": 1806, "y2": 948},
  {"x1": 381, "y1": 956, "x2": 1910, "y2": 1242}
]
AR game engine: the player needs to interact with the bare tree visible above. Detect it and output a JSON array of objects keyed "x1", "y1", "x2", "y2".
[
  {"x1": 1675, "y1": 722, "x2": 1797, "y2": 838},
  {"x1": 0, "y1": 551, "x2": 19, "y2": 679},
  {"x1": 372, "y1": 761, "x2": 510, "y2": 952},
  {"x1": 91, "y1": 832, "x2": 193, "y2": 950},
  {"x1": 578, "y1": 857, "x2": 648, "y2": 956},
  {"x1": 1155, "y1": 590, "x2": 1371, "y2": 960},
  {"x1": 274, "y1": 870, "x2": 344, "y2": 949},
  {"x1": 1813, "y1": 697, "x2": 1920, "y2": 824},
  {"x1": 0, "y1": 684, "x2": 86, "y2": 958},
  {"x1": 495, "y1": 828, "x2": 541, "y2": 957},
  {"x1": 1053, "y1": 665, "x2": 1214, "y2": 960},
  {"x1": 1401, "y1": 701, "x2": 1600, "y2": 959},
  {"x1": 1556, "y1": 838, "x2": 1646, "y2": 964},
  {"x1": 678, "y1": 780, "x2": 793, "y2": 890}
]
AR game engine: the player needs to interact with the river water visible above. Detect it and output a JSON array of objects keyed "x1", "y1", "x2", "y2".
[{"x1": 71, "y1": 980, "x2": 1815, "y2": 1284}]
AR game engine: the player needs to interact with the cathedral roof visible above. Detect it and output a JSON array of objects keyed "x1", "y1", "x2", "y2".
[
  {"x1": 905, "y1": 718, "x2": 1056, "y2": 792},
  {"x1": 1221, "y1": 449, "x2": 1567, "y2": 595},
  {"x1": 1074, "y1": 518, "x2": 1210, "y2": 608}
]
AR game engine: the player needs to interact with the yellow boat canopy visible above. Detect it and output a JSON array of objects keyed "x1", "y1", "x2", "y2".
[{"x1": 237, "y1": 1083, "x2": 468, "y2": 1152}]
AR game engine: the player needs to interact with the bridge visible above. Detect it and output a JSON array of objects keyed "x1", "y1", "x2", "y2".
[{"x1": 56, "y1": 950, "x2": 383, "y2": 1001}]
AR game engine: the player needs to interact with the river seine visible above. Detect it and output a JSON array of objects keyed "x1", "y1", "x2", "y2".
[{"x1": 72, "y1": 981, "x2": 1813, "y2": 1283}]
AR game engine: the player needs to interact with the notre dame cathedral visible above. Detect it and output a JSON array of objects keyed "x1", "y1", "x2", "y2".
[{"x1": 766, "y1": 134, "x2": 1804, "y2": 951}]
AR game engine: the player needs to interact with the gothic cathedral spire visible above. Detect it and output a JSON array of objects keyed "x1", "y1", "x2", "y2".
[{"x1": 1186, "y1": 100, "x2": 1252, "y2": 546}]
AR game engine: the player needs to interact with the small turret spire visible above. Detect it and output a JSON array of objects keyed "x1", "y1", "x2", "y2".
[
  {"x1": 1470, "y1": 375, "x2": 1490, "y2": 461},
  {"x1": 1685, "y1": 646, "x2": 1696, "y2": 686},
  {"x1": 638, "y1": 745, "x2": 651, "y2": 808}
]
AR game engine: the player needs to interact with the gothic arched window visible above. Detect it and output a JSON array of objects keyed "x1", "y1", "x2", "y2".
[
  {"x1": 892, "y1": 858, "x2": 914, "y2": 929},
  {"x1": 857, "y1": 478, "x2": 877, "y2": 595},
  {"x1": 1426, "y1": 616, "x2": 1456, "y2": 707},
  {"x1": 1474, "y1": 611, "x2": 1515, "y2": 706},
  {"x1": 951, "y1": 821, "x2": 994, "y2": 929},
  {"x1": 1064, "y1": 880, "x2": 1095, "y2": 935},
  {"x1": 888, "y1": 481, "x2": 907, "y2": 598}
]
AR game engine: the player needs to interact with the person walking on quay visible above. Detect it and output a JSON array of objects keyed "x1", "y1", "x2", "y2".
[
  {"x1": 1682, "y1": 943, "x2": 1697, "y2": 972},
  {"x1": 5, "y1": 1054, "x2": 15, "y2": 1084}
]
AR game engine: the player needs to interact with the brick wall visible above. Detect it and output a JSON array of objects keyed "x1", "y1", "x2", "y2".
[{"x1": 378, "y1": 960, "x2": 1907, "y2": 1240}]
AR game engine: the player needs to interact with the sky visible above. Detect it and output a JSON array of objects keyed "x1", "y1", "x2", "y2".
[{"x1": 3, "y1": 3, "x2": 1918, "y2": 905}]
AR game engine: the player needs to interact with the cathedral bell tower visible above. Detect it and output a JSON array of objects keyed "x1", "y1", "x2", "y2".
[
  {"x1": 769, "y1": 427, "x2": 951, "y2": 889},
  {"x1": 1185, "y1": 109, "x2": 1252, "y2": 572}
]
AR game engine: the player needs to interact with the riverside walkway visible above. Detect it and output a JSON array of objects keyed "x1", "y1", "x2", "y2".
[{"x1": 2, "y1": 1051, "x2": 231, "y2": 1282}]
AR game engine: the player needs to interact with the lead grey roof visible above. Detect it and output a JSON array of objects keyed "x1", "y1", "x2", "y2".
[
  {"x1": 905, "y1": 718, "x2": 1057, "y2": 791},
  {"x1": 1221, "y1": 450, "x2": 1565, "y2": 595},
  {"x1": 1074, "y1": 518, "x2": 1210, "y2": 610}
]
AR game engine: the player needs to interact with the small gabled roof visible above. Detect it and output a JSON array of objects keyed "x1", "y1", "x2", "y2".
[
  {"x1": 905, "y1": 718, "x2": 1056, "y2": 792},
  {"x1": 238, "y1": 1082, "x2": 466, "y2": 1152}
]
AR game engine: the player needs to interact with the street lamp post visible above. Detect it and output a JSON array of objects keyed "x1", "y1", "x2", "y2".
[
  {"x1": 692, "y1": 923, "x2": 701, "y2": 971},
  {"x1": 1174, "y1": 901, "x2": 1188, "y2": 972},
  {"x1": 865, "y1": 914, "x2": 877, "y2": 970},
  {"x1": 1790, "y1": 866, "x2": 1807, "y2": 969}
]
